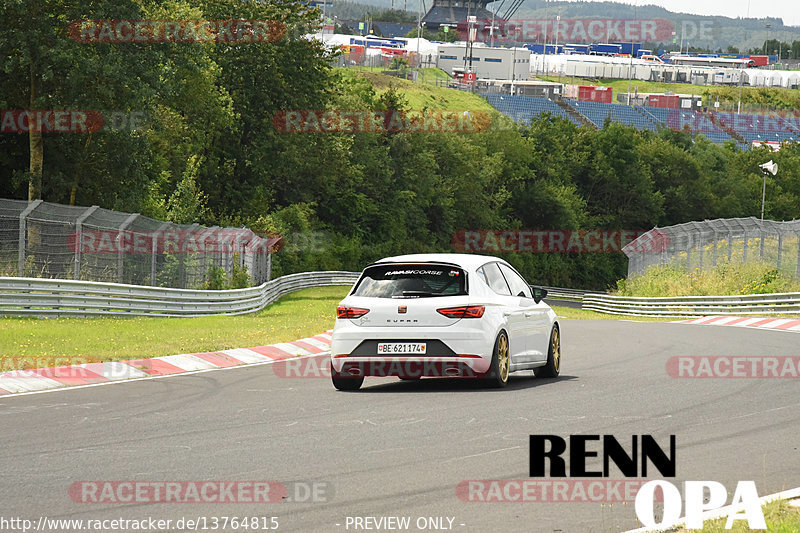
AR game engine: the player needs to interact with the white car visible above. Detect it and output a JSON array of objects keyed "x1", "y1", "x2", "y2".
[{"x1": 330, "y1": 253, "x2": 561, "y2": 391}]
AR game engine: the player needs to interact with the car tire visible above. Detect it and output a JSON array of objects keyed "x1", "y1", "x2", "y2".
[
  {"x1": 535, "y1": 325, "x2": 561, "y2": 378},
  {"x1": 484, "y1": 331, "x2": 510, "y2": 388},
  {"x1": 331, "y1": 367, "x2": 364, "y2": 391}
]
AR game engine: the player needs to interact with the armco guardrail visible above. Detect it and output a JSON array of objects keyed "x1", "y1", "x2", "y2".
[
  {"x1": 542, "y1": 286, "x2": 591, "y2": 300},
  {"x1": 0, "y1": 271, "x2": 360, "y2": 318},
  {"x1": 582, "y1": 292, "x2": 800, "y2": 317}
]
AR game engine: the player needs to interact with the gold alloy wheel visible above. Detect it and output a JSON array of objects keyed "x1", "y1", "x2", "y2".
[
  {"x1": 551, "y1": 328, "x2": 561, "y2": 373},
  {"x1": 498, "y1": 334, "x2": 510, "y2": 382}
]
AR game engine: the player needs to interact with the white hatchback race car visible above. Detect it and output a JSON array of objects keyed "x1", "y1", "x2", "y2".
[{"x1": 330, "y1": 253, "x2": 561, "y2": 390}]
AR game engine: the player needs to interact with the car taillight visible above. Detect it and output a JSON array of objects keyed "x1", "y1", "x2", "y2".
[
  {"x1": 437, "y1": 305, "x2": 485, "y2": 318},
  {"x1": 337, "y1": 306, "x2": 370, "y2": 319}
]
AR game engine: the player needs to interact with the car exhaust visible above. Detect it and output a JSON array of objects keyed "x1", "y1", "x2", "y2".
[
  {"x1": 444, "y1": 367, "x2": 461, "y2": 376},
  {"x1": 347, "y1": 367, "x2": 362, "y2": 376}
]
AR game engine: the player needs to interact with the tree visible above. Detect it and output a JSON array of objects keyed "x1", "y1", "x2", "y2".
[
  {"x1": 165, "y1": 155, "x2": 209, "y2": 224},
  {"x1": 371, "y1": 9, "x2": 416, "y2": 23},
  {"x1": 1, "y1": 0, "x2": 143, "y2": 200},
  {"x1": 404, "y1": 26, "x2": 458, "y2": 42},
  {"x1": 791, "y1": 40, "x2": 800, "y2": 60},
  {"x1": 0, "y1": 0, "x2": 235, "y2": 208}
]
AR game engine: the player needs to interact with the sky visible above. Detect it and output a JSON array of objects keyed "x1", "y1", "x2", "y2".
[{"x1": 615, "y1": 1, "x2": 799, "y2": 27}]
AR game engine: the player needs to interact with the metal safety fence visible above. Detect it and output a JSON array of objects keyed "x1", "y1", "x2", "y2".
[
  {"x1": 0, "y1": 271, "x2": 359, "y2": 318},
  {"x1": 0, "y1": 198, "x2": 280, "y2": 288},
  {"x1": 623, "y1": 217, "x2": 800, "y2": 279},
  {"x1": 541, "y1": 286, "x2": 590, "y2": 300},
  {"x1": 582, "y1": 292, "x2": 800, "y2": 317}
]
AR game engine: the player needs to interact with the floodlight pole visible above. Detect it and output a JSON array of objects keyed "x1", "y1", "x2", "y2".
[
  {"x1": 490, "y1": 4, "x2": 496, "y2": 48},
  {"x1": 416, "y1": 0, "x2": 422, "y2": 68},
  {"x1": 737, "y1": 69, "x2": 743, "y2": 114},
  {"x1": 760, "y1": 162, "x2": 777, "y2": 220}
]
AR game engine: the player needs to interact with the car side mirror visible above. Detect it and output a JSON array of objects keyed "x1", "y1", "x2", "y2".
[{"x1": 531, "y1": 286, "x2": 547, "y2": 304}]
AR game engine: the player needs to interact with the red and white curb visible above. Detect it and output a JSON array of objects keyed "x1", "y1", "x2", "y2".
[
  {"x1": 675, "y1": 315, "x2": 800, "y2": 332},
  {"x1": 0, "y1": 331, "x2": 332, "y2": 396}
]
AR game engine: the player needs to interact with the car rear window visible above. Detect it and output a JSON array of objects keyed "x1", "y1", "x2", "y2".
[{"x1": 352, "y1": 264, "x2": 467, "y2": 298}]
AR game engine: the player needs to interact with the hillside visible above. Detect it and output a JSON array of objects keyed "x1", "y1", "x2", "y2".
[
  {"x1": 331, "y1": 0, "x2": 800, "y2": 53},
  {"x1": 336, "y1": 68, "x2": 498, "y2": 112}
]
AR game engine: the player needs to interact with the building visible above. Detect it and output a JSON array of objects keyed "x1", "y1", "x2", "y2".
[{"x1": 436, "y1": 44, "x2": 530, "y2": 80}]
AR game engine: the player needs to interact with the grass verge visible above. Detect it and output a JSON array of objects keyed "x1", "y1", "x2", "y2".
[
  {"x1": 335, "y1": 67, "x2": 496, "y2": 113},
  {"x1": 0, "y1": 286, "x2": 349, "y2": 370},
  {"x1": 617, "y1": 262, "x2": 800, "y2": 297},
  {"x1": 672, "y1": 497, "x2": 800, "y2": 532},
  {"x1": 550, "y1": 305, "x2": 674, "y2": 321}
]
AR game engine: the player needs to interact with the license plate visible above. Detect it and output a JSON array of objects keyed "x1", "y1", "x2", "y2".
[{"x1": 377, "y1": 343, "x2": 427, "y2": 354}]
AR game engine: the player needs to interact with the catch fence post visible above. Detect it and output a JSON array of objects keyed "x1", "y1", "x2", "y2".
[
  {"x1": 17, "y1": 200, "x2": 42, "y2": 275},
  {"x1": 74, "y1": 205, "x2": 99, "y2": 280}
]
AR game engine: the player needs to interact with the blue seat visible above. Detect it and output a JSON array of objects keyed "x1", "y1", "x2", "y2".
[
  {"x1": 484, "y1": 94, "x2": 797, "y2": 148},
  {"x1": 485, "y1": 95, "x2": 581, "y2": 126}
]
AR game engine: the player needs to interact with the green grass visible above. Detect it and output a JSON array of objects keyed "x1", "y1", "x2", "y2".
[
  {"x1": 539, "y1": 75, "x2": 712, "y2": 97},
  {"x1": 550, "y1": 305, "x2": 673, "y2": 321},
  {"x1": 336, "y1": 67, "x2": 496, "y2": 113},
  {"x1": 617, "y1": 261, "x2": 800, "y2": 297},
  {"x1": 347, "y1": 66, "x2": 451, "y2": 83},
  {"x1": 0, "y1": 286, "x2": 349, "y2": 369},
  {"x1": 673, "y1": 497, "x2": 800, "y2": 532}
]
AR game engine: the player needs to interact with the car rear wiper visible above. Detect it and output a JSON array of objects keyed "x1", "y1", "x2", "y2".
[{"x1": 400, "y1": 290, "x2": 439, "y2": 297}]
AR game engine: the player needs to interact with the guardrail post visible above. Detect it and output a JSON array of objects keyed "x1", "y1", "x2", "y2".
[
  {"x1": 17, "y1": 200, "x2": 42, "y2": 275},
  {"x1": 74, "y1": 205, "x2": 99, "y2": 280},
  {"x1": 116, "y1": 213, "x2": 139, "y2": 284}
]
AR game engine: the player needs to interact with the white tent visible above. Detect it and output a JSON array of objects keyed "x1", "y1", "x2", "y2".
[{"x1": 403, "y1": 37, "x2": 439, "y2": 56}]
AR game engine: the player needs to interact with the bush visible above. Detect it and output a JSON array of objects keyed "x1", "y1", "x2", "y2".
[{"x1": 616, "y1": 262, "x2": 800, "y2": 297}]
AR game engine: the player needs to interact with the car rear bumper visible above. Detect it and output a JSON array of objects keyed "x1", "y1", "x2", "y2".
[
  {"x1": 330, "y1": 324, "x2": 494, "y2": 377},
  {"x1": 332, "y1": 324, "x2": 492, "y2": 353},
  {"x1": 332, "y1": 356, "x2": 491, "y2": 377}
]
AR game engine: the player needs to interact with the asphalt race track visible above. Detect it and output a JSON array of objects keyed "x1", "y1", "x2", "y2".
[{"x1": 1, "y1": 320, "x2": 799, "y2": 533}]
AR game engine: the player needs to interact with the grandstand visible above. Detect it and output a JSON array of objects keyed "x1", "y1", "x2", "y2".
[
  {"x1": 486, "y1": 94, "x2": 581, "y2": 127},
  {"x1": 713, "y1": 113, "x2": 799, "y2": 145},
  {"x1": 567, "y1": 100, "x2": 659, "y2": 132},
  {"x1": 484, "y1": 93, "x2": 798, "y2": 148}
]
